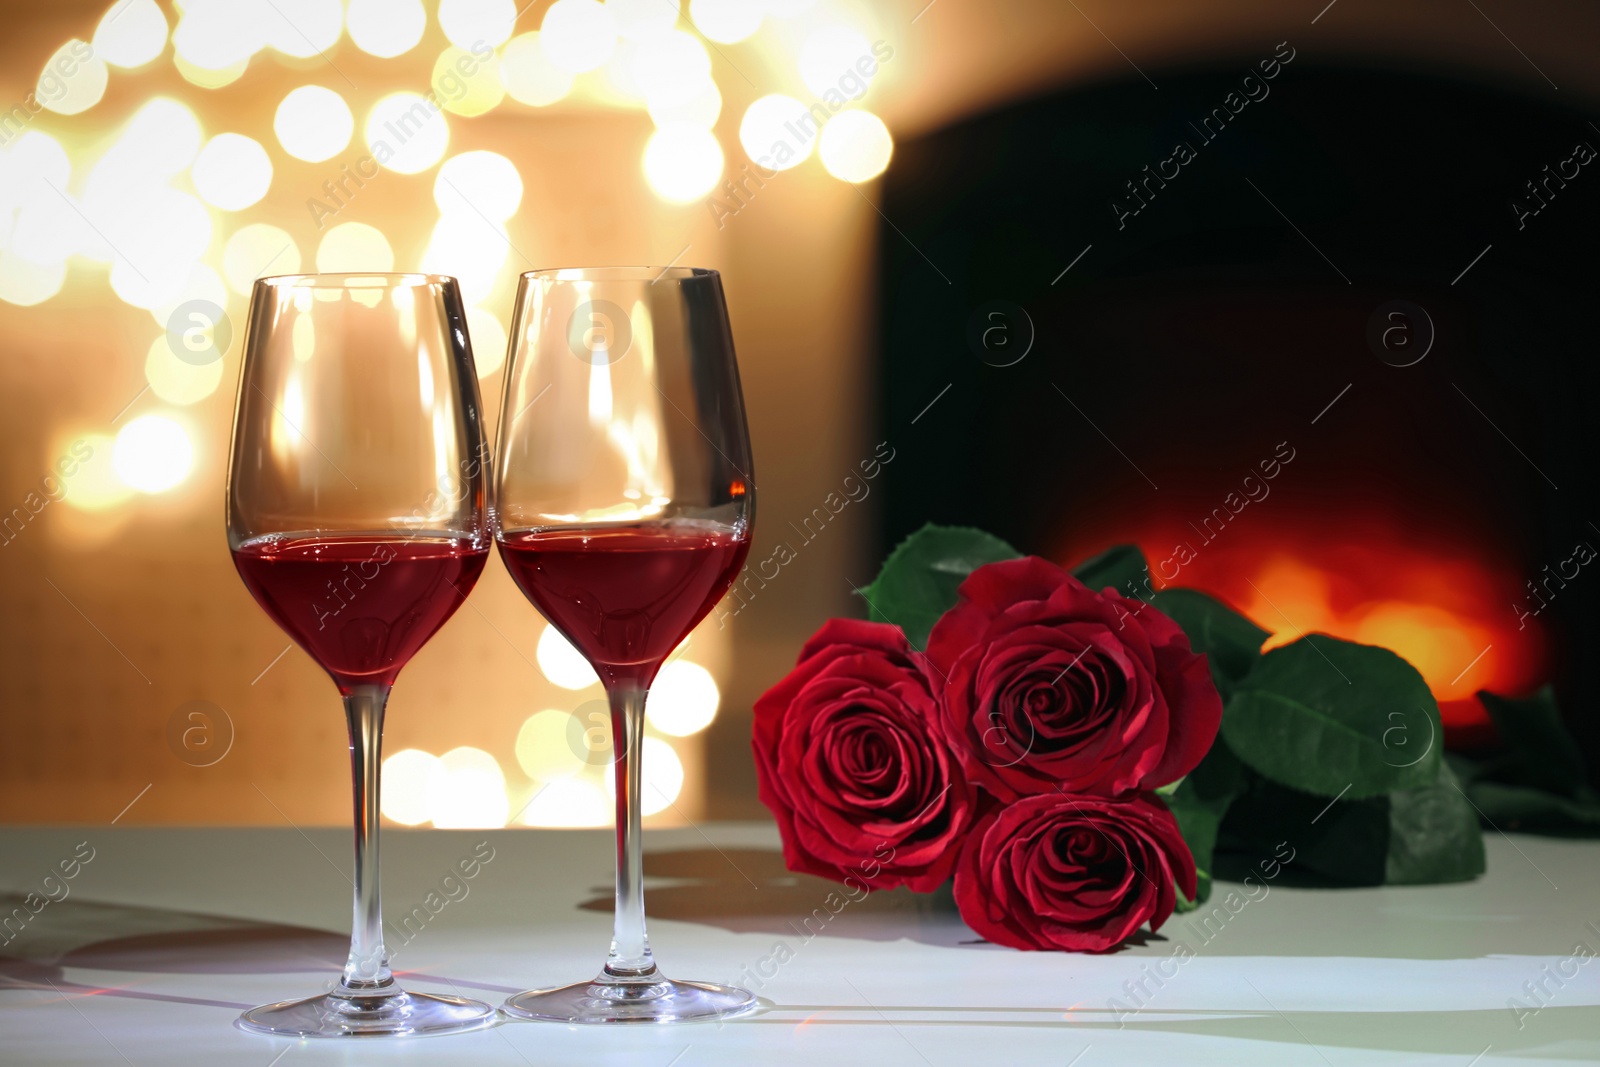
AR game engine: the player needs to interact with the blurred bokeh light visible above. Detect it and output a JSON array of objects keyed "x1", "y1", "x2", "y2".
[{"x1": 0, "y1": 0, "x2": 898, "y2": 828}]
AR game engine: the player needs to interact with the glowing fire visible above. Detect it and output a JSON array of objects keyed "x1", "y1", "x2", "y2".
[{"x1": 1061, "y1": 522, "x2": 1545, "y2": 736}]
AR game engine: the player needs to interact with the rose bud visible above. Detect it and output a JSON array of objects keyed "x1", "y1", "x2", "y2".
[
  {"x1": 754, "y1": 619, "x2": 976, "y2": 892},
  {"x1": 954, "y1": 791, "x2": 1196, "y2": 952},
  {"x1": 926, "y1": 557, "x2": 1222, "y2": 800}
]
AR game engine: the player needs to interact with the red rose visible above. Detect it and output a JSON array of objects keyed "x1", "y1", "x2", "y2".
[
  {"x1": 954, "y1": 791, "x2": 1195, "y2": 952},
  {"x1": 753, "y1": 619, "x2": 976, "y2": 892},
  {"x1": 926, "y1": 557, "x2": 1221, "y2": 800}
]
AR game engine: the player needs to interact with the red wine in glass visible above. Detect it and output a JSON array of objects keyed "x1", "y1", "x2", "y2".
[
  {"x1": 233, "y1": 535, "x2": 488, "y2": 692},
  {"x1": 226, "y1": 273, "x2": 495, "y2": 1038},
  {"x1": 494, "y1": 266, "x2": 757, "y2": 1024},
  {"x1": 497, "y1": 523, "x2": 749, "y2": 688}
]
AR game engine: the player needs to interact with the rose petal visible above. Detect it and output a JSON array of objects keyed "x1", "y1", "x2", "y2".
[
  {"x1": 954, "y1": 792, "x2": 1195, "y2": 952},
  {"x1": 753, "y1": 618, "x2": 974, "y2": 893}
]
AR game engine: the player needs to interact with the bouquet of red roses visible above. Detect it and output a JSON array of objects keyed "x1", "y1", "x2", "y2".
[
  {"x1": 754, "y1": 524, "x2": 1522, "y2": 952},
  {"x1": 753, "y1": 534, "x2": 1222, "y2": 952}
]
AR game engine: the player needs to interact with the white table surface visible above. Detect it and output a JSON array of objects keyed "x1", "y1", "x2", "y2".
[{"x1": 1, "y1": 823, "x2": 1597, "y2": 1066}]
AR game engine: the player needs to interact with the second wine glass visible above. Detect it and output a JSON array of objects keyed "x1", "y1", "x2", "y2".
[
  {"x1": 494, "y1": 266, "x2": 756, "y2": 1024},
  {"x1": 227, "y1": 273, "x2": 495, "y2": 1037}
]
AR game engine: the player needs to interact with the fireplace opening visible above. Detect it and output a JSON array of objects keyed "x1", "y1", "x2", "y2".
[{"x1": 875, "y1": 59, "x2": 1598, "y2": 761}]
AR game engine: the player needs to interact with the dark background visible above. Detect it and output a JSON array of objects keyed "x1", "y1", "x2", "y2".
[{"x1": 876, "y1": 58, "x2": 1599, "y2": 770}]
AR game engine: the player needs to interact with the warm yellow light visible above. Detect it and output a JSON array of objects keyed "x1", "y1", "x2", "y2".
[
  {"x1": 690, "y1": 0, "x2": 761, "y2": 43},
  {"x1": 610, "y1": 0, "x2": 678, "y2": 40},
  {"x1": 381, "y1": 749, "x2": 447, "y2": 825},
  {"x1": 0, "y1": 251, "x2": 65, "y2": 307},
  {"x1": 646, "y1": 660, "x2": 719, "y2": 736},
  {"x1": 262, "y1": 0, "x2": 343, "y2": 59},
  {"x1": 642, "y1": 123, "x2": 723, "y2": 202},
  {"x1": 537, "y1": 623, "x2": 599, "y2": 689},
  {"x1": 91, "y1": 98, "x2": 202, "y2": 183},
  {"x1": 819, "y1": 109, "x2": 892, "y2": 182},
  {"x1": 191, "y1": 133, "x2": 273, "y2": 210},
  {"x1": 799, "y1": 24, "x2": 872, "y2": 97},
  {"x1": 50, "y1": 432, "x2": 124, "y2": 511},
  {"x1": 515, "y1": 709, "x2": 586, "y2": 781},
  {"x1": 172, "y1": 3, "x2": 255, "y2": 70},
  {"x1": 739, "y1": 93, "x2": 814, "y2": 171},
  {"x1": 145, "y1": 334, "x2": 224, "y2": 405},
  {"x1": 365, "y1": 92, "x2": 450, "y2": 174},
  {"x1": 435, "y1": 151, "x2": 523, "y2": 220},
  {"x1": 432, "y1": 45, "x2": 506, "y2": 117},
  {"x1": 346, "y1": 0, "x2": 425, "y2": 58},
  {"x1": 93, "y1": 0, "x2": 169, "y2": 68},
  {"x1": 765, "y1": 0, "x2": 819, "y2": 15},
  {"x1": 148, "y1": 261, "x2": 228, "y2": 328},
  {"x1": 174, "y1": 53, "x2": 248, "y2": 89},
  {"x1": 316, "y1": 222, "x2": 394, "y2": 273},
  {"x1": 466, "y1": 306, "x2": 508, "y2": 377},
  {"x1": 99, "y1": 193, "x2": 211, "y2": 312},
  {"x1": 439, "y1": 0, "x2": 518, "y2": 49},
  {"x1": 432, "y1": 747, "x2": 510, "y2": 828},
  {"x1": 540, "y1": 0, "x2": 616, "y2": 74},
  {"x1": 1, "y1": 132, "x2": 75, "y2": 267},
  {"x1": 630, "y1": 29, "x2": 710, "y2": 109},
  {"x1": 38, "y1": 40, "x2": 108, "y2": 116},
  {"x1": 1355, "y1": 603, "x2": 1487, "y2": 701},
  {"x1": 100, "y1": 189, "x2": 212, "y2": 309},
  {"x1": 292, "y1": 314, "x2": 315, "y2": 362},
  {"x1": 649, "y1": 79, "x2": 726, "y2": 129},
  {"x1": 113, "y1": 414, "x2": 193, "y2": 493},
  {"x1": 56, "y1": 432, "x2": 131, "y2": 511},
  {"x1": 223, "y1": 224, "x2": 300, "y2": 295},
  {"x1": 605, "y1": 737, "x2": 684, "y2": 815},
  {"x1": 500, "y1": 32, "x2": 574, "y2": 107},
  {"x1": 420, "y1": 216, "x2": 508, "y2": 304},
  {"x1": 520, "y1": 776, "x2": 611, "y2": 827},
  {"x1": 275, "y1": 85, "x2": 353, "y2": 163},
  {"x1": 79, "y1": 117, "x2": 205, "y2": 272},
  {"x1": 9, "y1": 194, "x2": 89, "y2": 266},
  {"x1": 0, "y1": 129, "x2": 72, "y2": 197},
  {"x1": 110, "y1": 261, "x2": 190, "y2": 312},
  {"x1": 599, "y1": 40, "x2": 648, "y2": 105},
  {"x1": 647, "y1": 79, "x2": 720, "y2": 128}
]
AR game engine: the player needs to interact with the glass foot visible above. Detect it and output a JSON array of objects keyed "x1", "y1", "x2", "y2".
[
  {"x1": 238, "y1": 987, "x2": 497, "y2": 1038},
  {"x1": 502, "y1": 973, "x2": 757, "y2": 1024}
]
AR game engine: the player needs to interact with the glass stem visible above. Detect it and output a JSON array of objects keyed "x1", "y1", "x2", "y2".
[
  {"x1": 340, "y1": 683, "x2": 395, "y2": 997},
  {"x1": 603, "y1": 683, "x2": 657, "y2": 981}
]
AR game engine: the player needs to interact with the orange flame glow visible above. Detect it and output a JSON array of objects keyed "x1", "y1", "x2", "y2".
[{"x1": 1060, "y1": 520, "x2": 1545, "y2": 736}]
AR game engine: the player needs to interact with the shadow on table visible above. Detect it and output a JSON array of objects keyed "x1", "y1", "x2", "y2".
[
  {"x1": 0, "y1": 893, "x2": 343, "y2": 1008},
  {"x1": 588, "y1": 849, "x2": 1553, "y2": 961},
  {"x1": 0, "y1": 954, "x2": 256, "y2": 1011},
  {"x1": 577, "y1": 848, "x2": 975, "y2": 947}
]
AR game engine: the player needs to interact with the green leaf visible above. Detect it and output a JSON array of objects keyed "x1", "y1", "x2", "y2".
[
  {"x1": 856, "y1": 524, "x2": 1020, "y2": 649},
  {"x1": 1222, "y1": 636, "x2": 1442, "y2": 800},
  {"x1": 1148, "y1": 588, "x2": 1268, "y2": 697},
  {"x1": 1444, "y1": 750, "x2": 1487, "y2": 786},
  {"x1": 1217, "y1": 776, "x2": 1389, "y2": 885},
  {"x1": 1215, "y1": 760, "x2": 1485, "y2": 887},
  {"x1": 1477, "y1": 686, "x2": 1590, "y2": 796},
  {"x1": 1164, "y1": 742, "x2": 1245, "y2": 906},
  {"x1": 1071, "y1": 544, "x2": 1148, "y2": 595},
  {"x1": 1449, "y1": 688, "x2": 1600, "y2": 837},
  {"x1": 1383, "y1": 762, "x2": 1486, "y2": 884},
  {"x1": 1461, "y1": 780, "x2": 1600, "y2": 836}
]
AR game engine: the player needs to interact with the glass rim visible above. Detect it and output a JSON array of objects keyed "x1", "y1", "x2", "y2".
[
  {"x1": 254, "y1": 272, "x2": 459, "y2": 290},
  {"x1": 518, "y1": 266, "x2": 719, "y2": 283}
]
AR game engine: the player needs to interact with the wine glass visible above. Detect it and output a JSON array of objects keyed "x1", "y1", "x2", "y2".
[
  {"x1": 226, "y1": 273, "x2": 497, "y2": 1037},
  {"x1": 494, "y1": 266, "x2": 756, "y2": 1024}
]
